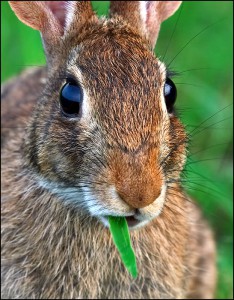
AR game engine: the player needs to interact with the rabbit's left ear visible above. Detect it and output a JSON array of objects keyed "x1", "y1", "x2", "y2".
[
  {"x1": 110, "y1": 1, "x2": 182, "y2": 49},
  {"x1": 8, "y1": 1, "x2": 96, "y2": 60}
]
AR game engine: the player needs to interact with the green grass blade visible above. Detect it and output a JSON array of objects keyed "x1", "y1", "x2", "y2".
[{"x1": 108, "y1": 216, "x2": 138, "y2": 278}]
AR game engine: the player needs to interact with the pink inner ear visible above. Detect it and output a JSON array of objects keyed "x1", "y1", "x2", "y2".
[{"x1": 45, "y1": 1, "x2": 68, "y2": 29}]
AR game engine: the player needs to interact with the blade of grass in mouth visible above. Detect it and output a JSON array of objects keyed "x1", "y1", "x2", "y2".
[{"x1": 108, "y1": 216, "x2": 138, "y2": 278}]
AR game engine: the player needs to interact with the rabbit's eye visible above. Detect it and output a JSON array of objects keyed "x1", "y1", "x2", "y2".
[
  {"x1": 164, "y1": 78, "x2": 177, "y2": 113},
  {"x1": 60, "y1": 80, "x2": 83, "y2": 117}
]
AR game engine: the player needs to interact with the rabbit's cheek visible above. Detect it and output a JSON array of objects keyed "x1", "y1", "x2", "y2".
[{"x1": 81, "y1": 185, "x2": 132, "y2": 216}]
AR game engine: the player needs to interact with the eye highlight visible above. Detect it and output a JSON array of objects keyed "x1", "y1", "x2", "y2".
[
  {"x1": 60, "y1": 80, "x2": 83, "y2": 117},
  {"x1": 164, "y1": 78, "x2": 177, "y2": 113}
]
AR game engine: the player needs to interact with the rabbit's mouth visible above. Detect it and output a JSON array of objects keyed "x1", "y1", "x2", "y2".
[
  {"x1": 82, "y1": 184, "x2": 167, "y2": 230},
  {"x1": 100, "y1": 215, "x2": 149, "y2": 229},
  {"x1": 125, "y1": 216, "x2": 141, "y2": 227}
]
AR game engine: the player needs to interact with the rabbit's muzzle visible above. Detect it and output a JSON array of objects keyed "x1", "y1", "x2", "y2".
[{"x1": 109, "y1": 148, "x2": 163, "y2": 209}]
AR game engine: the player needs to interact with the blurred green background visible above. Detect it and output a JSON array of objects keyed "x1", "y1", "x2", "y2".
[{"x1": 1, "y1": 1, "x2": 233, "y2": 298}]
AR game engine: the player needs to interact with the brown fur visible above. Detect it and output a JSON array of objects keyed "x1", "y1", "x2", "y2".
[
  {"x1": 1, "y1": 138, "x2": 216, "y2": 298},
  {"x1": 2, "y1": 1, "x2": 216, "y2": 299}
]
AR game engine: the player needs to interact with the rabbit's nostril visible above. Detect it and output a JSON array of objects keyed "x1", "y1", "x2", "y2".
[{"x1": 135, "y1": 209, "x2": 140, "y2": 214}]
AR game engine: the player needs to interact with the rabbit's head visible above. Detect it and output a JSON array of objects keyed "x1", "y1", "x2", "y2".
[{"x1": 9, "y1": 1, "x2": 186, "y2": 229}]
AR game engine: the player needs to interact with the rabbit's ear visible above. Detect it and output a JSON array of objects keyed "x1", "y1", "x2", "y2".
[
  {"x1": 110, "y1": 1, "x2": 182, "y2": 49},
  {"x1": 8, "y1": 1, "x2": 96, "y2": 58}
]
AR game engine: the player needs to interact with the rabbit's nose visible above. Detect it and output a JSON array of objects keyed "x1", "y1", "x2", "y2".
[
  {"x1": 110, "y1": 149, "x2": 163, "y2": 209},
  {"x1": 116, "y1": 179, "x2": 162, "y2": 209}
]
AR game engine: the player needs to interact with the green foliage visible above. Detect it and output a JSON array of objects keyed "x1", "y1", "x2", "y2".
[
  {"x1": 1, "y1": 1, "x2": 233, "y2": 298},
  {"x1": 108, "y1": 216, "x2": 138, "y2": 278},
  {"x1": 1, "y1": 2, "x2": 45, "y2": 81}
]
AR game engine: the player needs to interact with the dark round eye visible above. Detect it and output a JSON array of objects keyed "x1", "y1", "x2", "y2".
[
  {"x1": 164, "y1": 77, "x2": 177, "y2": 113},
  {"x1": 60, "y1": 80, "x2": 83, "y2": 117}
]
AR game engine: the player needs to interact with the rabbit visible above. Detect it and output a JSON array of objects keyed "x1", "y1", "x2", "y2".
[{"x1": 1, "y1": 1, "x2": 217, "y2": 299}]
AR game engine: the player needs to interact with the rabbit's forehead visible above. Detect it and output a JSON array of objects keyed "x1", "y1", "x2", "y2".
[
  {"x1": 67, "y1": 35, "x2": 167, "y2": 109},
  {"x1": 65, "y1": 29, "x2": 169, "y2": 149},
  {"x1": 66, "y1": 21, "x2": 167, "y2": 85},
  {"x1": 68, "y1": 36, "x2": 166, "y2": 79}
]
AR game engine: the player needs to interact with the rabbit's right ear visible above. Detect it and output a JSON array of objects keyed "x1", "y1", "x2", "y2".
[
  {"x1": 8, "y1": 1, "x2": 96, "y2": 61},
  {"x1": 109, "y1": 1, "x2": 182, "y2": 49}
]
